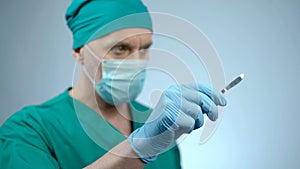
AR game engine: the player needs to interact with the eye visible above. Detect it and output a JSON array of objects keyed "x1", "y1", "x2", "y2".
[{"x1": 112, "y1": 45, "x2": 130, "y2": 56}]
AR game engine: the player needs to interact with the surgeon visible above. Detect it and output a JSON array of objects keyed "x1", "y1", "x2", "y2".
[{"x1": 0, "y1": 0, "x2": 227, "y2": 168}]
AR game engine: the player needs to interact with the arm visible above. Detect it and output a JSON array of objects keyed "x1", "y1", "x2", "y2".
[
  {"x1": 84, "y1": 140, "x2": 145, "y2": 169},
  {"x1": 129, "y1": 83, "x2": 227, "y2": 163},
  {"x1": 87, "y1": 82, "x2": 227, "y2": 167}
]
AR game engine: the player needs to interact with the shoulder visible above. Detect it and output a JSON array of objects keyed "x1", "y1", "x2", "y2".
[
  {"x1": 0, "y1": 90, "x2": 74, "y2": 169},
  {"x1": 39, "y1": 88, "x2": 73, "y2": 112},
  {"x1": 1, "y1": 89, "x2": 74, "y2": 130}
]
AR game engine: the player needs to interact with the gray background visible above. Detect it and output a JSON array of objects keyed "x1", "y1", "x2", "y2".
[{"x1": 1, "y1": 0, "x2": 299, "y2": 168}]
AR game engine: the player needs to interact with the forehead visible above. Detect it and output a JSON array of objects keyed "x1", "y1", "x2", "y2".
[{"x1": 88, "y1": 28, "x2": 152, "y2": 49}]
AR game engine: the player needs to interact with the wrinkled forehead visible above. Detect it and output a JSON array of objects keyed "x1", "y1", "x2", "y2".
[{"x1": 88, "y1": 28, "x2": 153, "y2": 49}]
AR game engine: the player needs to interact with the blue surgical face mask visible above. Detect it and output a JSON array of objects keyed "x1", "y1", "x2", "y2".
[{"x1": 83, "y1": 46, "x2": 148, "y2": 105}]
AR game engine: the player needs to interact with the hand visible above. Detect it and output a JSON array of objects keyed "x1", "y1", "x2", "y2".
[{"x1": 129, "y1": 83, "x2": 227, "y2": 163}]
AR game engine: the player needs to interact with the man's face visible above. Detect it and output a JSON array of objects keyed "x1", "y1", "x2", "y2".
[{"x1": 81, "y1": 28, "x2": 153, "y2": 82}]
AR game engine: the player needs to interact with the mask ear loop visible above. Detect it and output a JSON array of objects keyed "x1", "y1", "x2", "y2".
[
  {"x1": 82, "y1": 64, "x2": 96, "y2": 85},
  {"x1": 82, "y1": 45, "x2": 103, "y2": 85},
  {"x1": 85, "y1": 45, "x2": 103, "y2": 62}
]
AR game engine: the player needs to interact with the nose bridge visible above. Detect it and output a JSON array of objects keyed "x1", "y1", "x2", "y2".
[
  {"x1": 128, "y1": 35, "x2": 143, "y2": 59},
  {"x1": 129, "y1": 50, "x2": 140, "y2": 59}
]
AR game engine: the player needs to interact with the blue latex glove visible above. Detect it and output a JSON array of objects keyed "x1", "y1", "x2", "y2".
[{"x1": 129, "y1": 83, "x2": 227, "y2": 163}]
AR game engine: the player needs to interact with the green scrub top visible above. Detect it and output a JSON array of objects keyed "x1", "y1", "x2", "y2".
[{"x1": 0, "y1": 89, "x2": 181, "y2": 169}]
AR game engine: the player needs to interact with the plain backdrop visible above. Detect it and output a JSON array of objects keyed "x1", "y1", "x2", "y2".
[{"x1": 1, "y1": 0, "x2": 300, "y2": 169}]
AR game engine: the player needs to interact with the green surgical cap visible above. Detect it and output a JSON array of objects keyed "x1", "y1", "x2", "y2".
[{"x1": 65, "y1": 0, "x2": 153, "y2": 49}]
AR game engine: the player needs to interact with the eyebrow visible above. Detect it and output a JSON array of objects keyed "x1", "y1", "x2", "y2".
[
  {"x1": 113, "y1": 42, "x2": 132, "y2": 49},
  {"x1": 110, "y1": 41, "x2": 153, "y2": 50},
  {"x1": 141, "y1": 42, "x2": 153, "y2": 49}
]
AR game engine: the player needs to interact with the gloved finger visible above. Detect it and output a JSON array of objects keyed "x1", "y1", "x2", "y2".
[
  {"x1": 173, "y1": 114, "x2": 195, "y2": 139},
  {"x1": 194, "y1": 111, "x2": 204, "y2": 130},
  {"x1": 181, "y1": 98, "x2": 202, "y2": 120},
  {"x1": 199, "y1": 92, "x2": 219, "y2": 121},
  {"x1": 183, "y1": 83, "x2": 227, "y2": 106},
  {"x1": 179, "y1": 87, "x2": 218, "y2": 121},
  {"x1": 181, "y1": 98, "x2": 205, "y2": 130}
]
